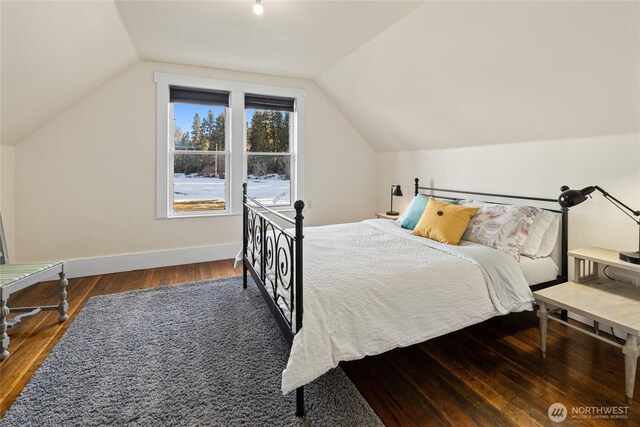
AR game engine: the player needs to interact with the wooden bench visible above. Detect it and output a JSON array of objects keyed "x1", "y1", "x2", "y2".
[
  {"x1": 0, "y1": 262, "x2": 69, "y2": 360},
  {"x1": 0, "y1": 215, "x2": 68, "y2": 361}
]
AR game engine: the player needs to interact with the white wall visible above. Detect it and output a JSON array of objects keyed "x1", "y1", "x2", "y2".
[
  {"x1": 377, "y1": 134, "x2": 640, "y2": 264},
  {"x1": 318, "y1": 1, "x2": 639, "y2": 152},
  {"x1": 14, "y1": 61, "x2": 376, "y2": 264},
  {"x1": 0, "y1": 145, "x2": 16, "y2": 259}
]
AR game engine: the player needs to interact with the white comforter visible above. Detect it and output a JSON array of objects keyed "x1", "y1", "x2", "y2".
[{"x1": 278, "y1": 219, "x2": 534, "y2": 394}]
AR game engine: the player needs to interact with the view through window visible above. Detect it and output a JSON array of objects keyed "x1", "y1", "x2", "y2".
[
  {"x1": 245, "y1": 107, "x2": 292, "y2": 207},
  {"x1": 156, "y1": 74, "x2": 304, "y2": 218},
  {"x1": 171, "y1": 93, "x2": 228, "y2": 213}
]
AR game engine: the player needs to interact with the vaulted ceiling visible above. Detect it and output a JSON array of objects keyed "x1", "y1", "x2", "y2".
[
  {"x1": 0, "y1": 0, "x2": 419, "y2": 146},
  {"x1": 2, "y1": 1, "x2": 638, "y2": 150},
  {"x1": 115, "y1": 0, "x2": 421, "y2": 78}
]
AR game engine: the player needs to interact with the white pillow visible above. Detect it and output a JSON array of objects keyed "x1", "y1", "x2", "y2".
[
  {"x1": 535, "y1": 214, "x2": 560, "y2": 258},
  {"x1": 459, "y1": 200, "x2": 541, "y2": 261},
  {"x1": 521, "y1": 210, "x2": 555, "y2": 258}
]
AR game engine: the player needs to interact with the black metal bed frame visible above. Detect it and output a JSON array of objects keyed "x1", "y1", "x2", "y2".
[
  {"x1": 241, "y1": 179, "x2": 569, "y2": 417},
  {"x1": 242, "y1": 183, "x2": 305, "y2": 416}
]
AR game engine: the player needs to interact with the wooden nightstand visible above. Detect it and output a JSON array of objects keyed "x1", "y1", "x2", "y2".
[
  {"x1": 533, "y1": 247, "x2": 640, "y2": 404},
  {"x1": 375, "y1": 213, "x2": 399, "y2": 220}
]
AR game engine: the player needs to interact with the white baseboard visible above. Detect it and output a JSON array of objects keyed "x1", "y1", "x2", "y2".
[{"x1": 65, "y1": 242, "x2": 241, "y2": 279}]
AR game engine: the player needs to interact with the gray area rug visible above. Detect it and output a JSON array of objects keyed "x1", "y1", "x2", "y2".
[{"x1": 1, "y1": 277, "x2": 383, "y2": 427}]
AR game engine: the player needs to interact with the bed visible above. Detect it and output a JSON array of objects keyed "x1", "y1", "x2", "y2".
[{"x1": 240, "y1": 179, "x2": 568, "y2": 417}]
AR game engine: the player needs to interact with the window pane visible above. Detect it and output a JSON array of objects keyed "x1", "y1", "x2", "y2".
[
  {"x1": 174, "y1": 153, "x2": 226, "y2": 212},
  {"x1": 246, "y1": 109, "x2": 290, "y2": 153},
  {"x1": 172, "y1": 103, "x2": 226, "y2": 151},
  {"x1": 247, "y1": 155, "x2": 291, "y2": 207}
]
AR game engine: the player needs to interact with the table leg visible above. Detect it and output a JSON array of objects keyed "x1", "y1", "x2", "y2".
[
  {"x1": 623, "y1": 334, "x2": 639, "y2": 405},
  {"x1": 58, "y1": 271, "x2": 69, "y2": 323},
  {"x1": 538, "y1": 301, "x2": 548, "y2": 358},
  {"x1": 0, "y1": 297, "x2": 9, "y2": 360}
]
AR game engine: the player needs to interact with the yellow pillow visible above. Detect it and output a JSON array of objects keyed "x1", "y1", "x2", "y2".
[{"x1": 412, "y1": 197, "x2": 479, "y2": 245}]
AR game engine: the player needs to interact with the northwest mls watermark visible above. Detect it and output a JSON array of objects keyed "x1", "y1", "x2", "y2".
[{"x1": 548, "y1": 402, "x2": 629, "y2": 423}]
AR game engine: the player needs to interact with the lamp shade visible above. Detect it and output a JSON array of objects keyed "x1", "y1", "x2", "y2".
[
  {"x1": 558, "y1": 186, "x2": 595, "y2": 208},
  {"x1": 393, "y1": 185, "x2": 403, "y2": 197}
]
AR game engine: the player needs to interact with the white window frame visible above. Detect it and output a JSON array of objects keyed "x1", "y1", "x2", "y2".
[
  {"x1": 169, "y1": 103, "x2": 231, "y2": 216},
  {"x1": 155, "y1": 72, "x2": 305, "y2": 219}
]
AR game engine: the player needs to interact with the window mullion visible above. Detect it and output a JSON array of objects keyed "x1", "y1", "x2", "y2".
[
  {"x1": 169, "y1": 151, "x2": 175, "y2": 215},
  {"x1": 246, "y1": 152, "x2": 291, "y2": 156},
  {"x1": 230, "y1": 91, "x2": 245, "y2": 214},
  {"x1": 172, "y1": 150, "x2": 228, "y2": 155}
]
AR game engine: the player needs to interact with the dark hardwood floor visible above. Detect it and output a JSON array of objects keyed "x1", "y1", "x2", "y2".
[{"x1": 1, "y1": 260, "x2": 638, "y2": 425}]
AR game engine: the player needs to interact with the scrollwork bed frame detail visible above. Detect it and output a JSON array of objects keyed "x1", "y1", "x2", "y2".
[{"x1": 242, "y1": 183, "x2": 305, "y2": 417}]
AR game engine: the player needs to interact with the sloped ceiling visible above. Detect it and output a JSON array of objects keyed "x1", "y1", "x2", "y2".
[
  {"x1": 115, "y1": 0, "x2": 422, "y2": 79},
  {"x1": 1, "y1": 1, "x2": 139, "y2": 146},
  {"x1": 3, "y1": 1, "x2": 638, "y2": 151},
  {"x1": 317, "y1": 1, "x2": 640, "y2": 151},
  {"x1": 1, "y1": 0, "x2": 420, "y2": 146}
]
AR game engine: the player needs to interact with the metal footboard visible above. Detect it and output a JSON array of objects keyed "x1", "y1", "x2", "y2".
[{"x1": 242, "y1": 183, "x2": 305, "y2": 417}]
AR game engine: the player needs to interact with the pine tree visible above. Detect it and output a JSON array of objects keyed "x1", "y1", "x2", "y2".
[
  {"x1": 281, "y1": 112, "x2": 290, "y2": 152},
  {"x1": 244, "y1": 109, "x2": 293, "y2": 178},
  {"x1": 247, "y1": 111, "x2": 268, "y2": 153},
  {"x1": 202, "y1": 110, "x2": 215, "y2": 151},
  {"x1": 191, "y1": 113, "x2": 203, "y2": 150},
  {"x1": 180, "y1": 132, "x2": 191, "y2": 149},
  {"x1": 271, "y1": 111, "x2": 289, "y2": 152},
  {"x1": 213, "y1": 112, "x2": 225, "y2": 151},
  {"x1": 174, "y1": 125, "x2": 185, "y2": 149}
]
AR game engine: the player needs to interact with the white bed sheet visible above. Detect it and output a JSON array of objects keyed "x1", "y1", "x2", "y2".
[
  {"x1": 519, "y1": 255, "x2": 559, "y2": 286},
  {"x1": 279, "y1": 219, "x2": 534, "y2": 394}
]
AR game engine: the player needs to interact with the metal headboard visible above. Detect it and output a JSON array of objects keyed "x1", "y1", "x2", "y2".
[{"x1": 413, "y1": 178, "x2": 568, "y2": 290}]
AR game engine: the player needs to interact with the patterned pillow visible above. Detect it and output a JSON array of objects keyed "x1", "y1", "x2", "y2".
[{"x1": 458, "y1": 200, "x2": 541, "y2": 261}]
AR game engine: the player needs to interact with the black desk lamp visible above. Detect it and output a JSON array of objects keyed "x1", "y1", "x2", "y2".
[
  {"x1": 387, "y1": 185, "x2": 403, "y2": 215},
  {"x1": 559, "y1": 185, "x2": 640, "y2": 265}
]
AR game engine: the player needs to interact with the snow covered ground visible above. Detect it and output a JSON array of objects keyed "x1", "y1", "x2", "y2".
[{"x1": 174, "y1": 174, "x2": 291, "y2": 206}]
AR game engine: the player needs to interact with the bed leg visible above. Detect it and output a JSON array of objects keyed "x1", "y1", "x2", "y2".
[
  {"x1": 296, "y1": 386, "x2": 304, "y2": 417},
  {"x1": 242, "y1": 262, "x2": 247, "y2": 289},
  {"x1": 242, "y1": 182, "x2": 248, "y2": 290}
]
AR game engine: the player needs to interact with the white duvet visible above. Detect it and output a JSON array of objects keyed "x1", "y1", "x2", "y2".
[{"x1": 239, "y1": 219, "x2": 535, "y2": 394}]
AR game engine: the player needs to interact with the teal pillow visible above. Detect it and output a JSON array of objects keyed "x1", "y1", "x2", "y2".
[
  {"x1": 399, "y1": 195, "x2": 460, "y2": 230},
  {"x1": 400, "y1": 195, "x2": 429, "y2": 230},
  {"x1": 439, "y1": 198, "x2": 460, "y2": 205}
]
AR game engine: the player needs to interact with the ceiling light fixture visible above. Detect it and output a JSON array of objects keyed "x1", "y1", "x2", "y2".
[{"x1": 253, "y1": 0, "x2": 264, "y2": 15}]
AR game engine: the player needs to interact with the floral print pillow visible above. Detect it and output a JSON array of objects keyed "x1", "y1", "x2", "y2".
[{"x1": 458, "y1": 200, "x2": 541, "y2": 261}]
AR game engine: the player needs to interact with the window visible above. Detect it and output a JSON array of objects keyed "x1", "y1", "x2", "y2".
[
  {"x1": 245, "y1": 94, "x2": 295, "y2": 208},
  {"x1": 155, "y1": 73, "x2": 305, "y2": 218},
  {"x1": 170, "y1": 87, "x2": 229, "y2": 214}
]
